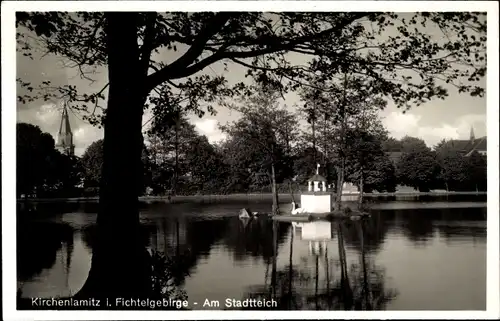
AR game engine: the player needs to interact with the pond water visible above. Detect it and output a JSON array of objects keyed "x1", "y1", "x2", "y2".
[{"x1": 16, "y1": 195, "x2": 487, "y2": 310}]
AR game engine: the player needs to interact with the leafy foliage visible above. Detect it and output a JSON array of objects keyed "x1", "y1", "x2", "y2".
[
  {"x1": 145, "y1": 110, "x2": 232, "y2": 195},
  {"x1": 342, "y1": 98, "x2": 389, "y2": 187},
  {"x1": 465, "y1": 151, "x2": 487, "y2": 191},
  {"x1": 17, "y1": 123, "x2": 82, "y2": 197},
  {"x1": 362, "y1": 154, "x2": 398, "y2": 193},
  {"x1": 17, "y1": 123, "x2": 55, "y2": 196},
  {"x1": 15, "y1": 12, "x2": 488, "y2": 197},
  {"x1": 184, "y1": 135, "x2": 230, "y2": 194},
  {"x1": 15, "y1": 11, "x2": 488, "y2": 199},
  {"x1": 382, "y1": 136, "x2": 488, "y2": 192},
  {"x1": 80, "y1": 139, "x2": 105, "y2": 189},
  {"x1": 150, "y1": 250, "x2": 188, "y2": 302},
  {"x1": 292, "y1": 146, "x2": 327, "y2": 184},
  {"x1": 399, "y1": 136, "x2": 430, "y2": 154},
  {"x1": 146, "y1": 112, "x2": 198, "y2": 194},
  {"x1": 215, "y1": 139, "x2": 254, "y2": 193},
  {"x1": 16, "y1": 12, "x2": 486, "y2": 128},
  {"x1": 434, "y1": 141, "x2": 487, "y2": 191},
  {"x1": 396, "y1": 149, "x2": 441, "y2": 192},
  {"x1": 221, "y1": 87, "x2": 297, "y2": 187},
  {"x1": 382, "y1": 137, "x2": 403, "y2": 152},
  {"x1": 46, "y1": 152, "x2": 83, "y2": 195},
  {"x1": 345, "y1": 128, "x2": 397, "y2": 193},
  {"x1": 297, "y1": 73, "x2": 394, "y2": 206},
  {"x1": 435, "y1": 145, "x2": 470, "y2": 191}
]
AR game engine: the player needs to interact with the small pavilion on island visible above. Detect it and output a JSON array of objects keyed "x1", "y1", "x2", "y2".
[
  {"x1": 300, "y1": 163, "x2": 333, "y2": 214},
  {"x1": 308, "y1": 164, "x2": 327, "y2": 192}
]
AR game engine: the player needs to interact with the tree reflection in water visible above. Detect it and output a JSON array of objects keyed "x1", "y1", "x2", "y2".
[
  {"x1": 223, "y1": 216, "x2": 289, "y2": 263},
  {"x1": 149, "y1": 250, "x2": 188, "y2": 302},
  {"x1": 80, "y1": 219, "x2": 189, "y2": 303},
  {"x1": 146, "y1": 218, "x2": 192, "y2": 289},
  {"x1": 244, "y1": 219, "x2": 398, "y2": 310},
  {"x1": 17, "y1": 220, "x2": 74, "y2": 283}
]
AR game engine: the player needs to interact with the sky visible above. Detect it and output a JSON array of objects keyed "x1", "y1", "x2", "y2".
[{"x1": 16, "y1": 13, "x2": 487, "y2": 157}]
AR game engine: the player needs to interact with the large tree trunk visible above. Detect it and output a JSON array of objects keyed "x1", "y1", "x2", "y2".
[
  {"x1": 358, "y1": 168, "x2": 364, "y2": 209},
  {"x1": 312, "y1": 117, "x2": 316, "y2": 164},
  {"x1": 323, "y1": 114, "x2": 328, "y2": 166},
  {"x1": 335, "y1": 159, "x2": 345, "y2": 211},
  {"x1": 75, "y1": 13, "x2": 153, "y2": 302},
  {"x1": 284, "y1": 123, "x2": 290, "y2": 154},
  {"x1": 173, "y1": 119, "x2": 179, "y2": 195},
  {"x1": 288, "y1": 180, "x2": 296, "y2": 204},
  {"x1": 271, "y1": 162, "x2": 280, "y2": 215},
  {"x1": 335, "y1": 74, "x2": 348, "y2": 212}
]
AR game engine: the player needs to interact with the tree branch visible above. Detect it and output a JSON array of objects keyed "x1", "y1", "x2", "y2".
[
  {"x1": 81, "y1": 16, "x2": 105, "y2": 66},
  {"x1": 147, "y1": 12, "x2": 369, "y2": 88},
  {"x1": 146, "y1": 12, "x2": 232, "y2": 88}
]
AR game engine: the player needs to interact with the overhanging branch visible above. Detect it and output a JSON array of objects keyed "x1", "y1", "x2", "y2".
[
  {"x1": 146, "y1": 12, "x2": 233, "y2": 88},
  {"x1": 146, "y1": 12, "x2": 369, "y2": 89}
]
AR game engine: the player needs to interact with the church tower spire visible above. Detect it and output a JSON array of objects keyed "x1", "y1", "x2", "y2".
[
  {"x1": 469, "y1": 125, "x2": 475, "y2": 142},
  {"x1": 55, "y1": 101, "x2": 75, "y2": 156}
]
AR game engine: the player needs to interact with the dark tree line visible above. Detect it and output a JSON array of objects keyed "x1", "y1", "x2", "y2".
[
  {"x1": 17, "y1": 123, "x2": 81, "y2": 198},
  {"x1": 17, "y1": 119, "x2": 486, "y2": 200},
  {"x1": 389, "y1": 136, "x2": 487, "y2": 192}
]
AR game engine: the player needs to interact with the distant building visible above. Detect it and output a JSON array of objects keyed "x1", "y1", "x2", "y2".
[
  {"x1": 55, "y1": 102, "x2": 75, "y2": 156},
  {"x1": 385, "y1": 126, "x2": 486, "y2": 165},
  {"x1": 447, "y1": 127, "x2": 487, "y2": 157}
]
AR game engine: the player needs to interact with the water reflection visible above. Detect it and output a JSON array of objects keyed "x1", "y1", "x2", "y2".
[
  {"x1": 17, "y1": 199, "x2": 486, "y2": 310},
  {"x1": 223, "y1": 216, "x2": 289, "y2": 262},
  {"x1": 243, "y1": 220, "x2": 397, "y2": 310},
  {"x1": 17, "y1": 221, "x2": 74, "y2": 282}
]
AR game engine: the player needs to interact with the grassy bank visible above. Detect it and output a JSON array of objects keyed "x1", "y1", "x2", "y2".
[{"x1": 18, "y1": 191, "x2": 487, "y2": 204}]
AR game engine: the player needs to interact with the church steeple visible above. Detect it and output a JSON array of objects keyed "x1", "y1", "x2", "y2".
[
  {"x1": 469, "y1": 126, "x2": 476, "y2": 142},
  {"x1": 55, "y1": 101, "x2": 75, "y2": 156}
]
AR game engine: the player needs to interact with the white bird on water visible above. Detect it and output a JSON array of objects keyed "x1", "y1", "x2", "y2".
[{"x1": 291, "y1": 201, "x2": 307, "y2": 215}]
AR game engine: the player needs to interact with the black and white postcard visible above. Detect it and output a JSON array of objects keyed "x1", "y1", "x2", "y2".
[{"x1": 2, "y1": 1, "x2": 499, "y2": 320}]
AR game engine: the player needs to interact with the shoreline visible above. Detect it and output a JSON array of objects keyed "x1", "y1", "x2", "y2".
[{"x1": 17, "y1": 191, "x2": 487, "y2": 203}]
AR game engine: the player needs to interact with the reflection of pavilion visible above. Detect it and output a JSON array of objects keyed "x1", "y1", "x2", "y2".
[
  {"x1": 293, "y1": 221, "x2": 334, "y2": 256},
  {"x1": 254, "y1": 219, "x2": 395, "y2": 310}
]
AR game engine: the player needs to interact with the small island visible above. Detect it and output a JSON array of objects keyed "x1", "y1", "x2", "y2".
[{"x1": 272, "y1": 165, "x2": 369, "y2": 222}]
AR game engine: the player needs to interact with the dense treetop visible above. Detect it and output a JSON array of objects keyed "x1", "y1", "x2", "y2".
[{"x1": 16, "y1": 12, "x2": 486, "y2": 128}]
